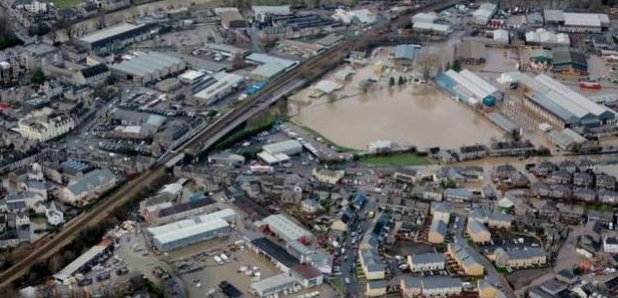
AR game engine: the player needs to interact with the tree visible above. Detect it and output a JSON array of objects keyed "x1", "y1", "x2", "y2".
[
  {"x1": 452, "y1": 59, "x2": 462, "y2": 72},
  {"x1": 398, "y1": 76, "x2": 405, "y2": 85},
  {"x1": 30, "y1": 68, "x2": 45, "y2": 85},
  {"x1": 389, "y1": 77, "x2": 395, "y2": 86},
  {"x1": 48, "y1": 253, "x2": 63, "y2": 273},
  {"x1": 445, "y1": 61, "x2": 451, "y2": 70}
]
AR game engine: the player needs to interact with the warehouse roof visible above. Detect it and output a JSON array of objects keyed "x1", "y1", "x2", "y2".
[
  {"x1": 262, "y1": 139, "x2": 302, "y2": 154},
  {"x1": 252, "y1": 5, "x2": 291, "y2": 16},
  {"x1": 54, "y1": 240, "x2": 112, "y2": 282},
  {"x1": 157, "y1": 197, "x2": 216, "y2": 217},
  {"x1": 251, "y1": 62, "x2": 288, "y2": 79},
  {"x1": 246, "y1": 53, "x2": 297, "y2": 69},
  {"x1": 110, "y1": 52, "x2": 184, "y2": 77},
  {"x1": 393, "y1": 44, "x2": 419, "y2": 60},
  {"x1": 488, "y1": 112, "x2": 520, "y2": 133},
  {"x1": 261, "y1": 214, "x2": 312, "y2": 242},
  {"x1": 563, "y1": 13, "x2": 605, "y2": 27},
  {"x1": 148, "y1": 208, "x2": 236, "y2": 236},
  {"x1": 80, "y1": 23, "x2": 147, "y2": 43},
  {"x1": 193, "y1": 72, "x2": 244, "y2": 102},
  {"x1": 468, "y1": 219, "x2": 490, "y2": 235},
  {"x1": 543, "y1": 9, "x2": 564, "y2": 23},
  {"x1": 413, "y1": 22, "x2": 451, "y2": 32},
  {"x1": 152, "y1": 218, "x2": 228, "y2": 245},
  {"x1": 250, "y1": 237, "x2": 300, "y2": 267},
  {"x1": 66, "y1": 169, "x2": 116, "y2": 198},
  {"x1": 251, "y1": 273, "x2": 295, "y2": 293}
]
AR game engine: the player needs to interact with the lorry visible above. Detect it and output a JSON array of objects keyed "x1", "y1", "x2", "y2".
[
  {"x1": 214, "y1": 256, "x2": 224, "y2": 265},
  {"x1": 220, "y1": 253, "x2": 230, "y2": 263}
]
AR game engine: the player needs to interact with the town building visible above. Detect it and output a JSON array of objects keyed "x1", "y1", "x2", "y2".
[
  {"x1": 311, "y1": 168, "x2": 344, "y2": 185},
  {"x1": 366, "y1": 280, "x2": 387, "y2": 297},
  {"x1": 428, "y1": 219, "x2": 447, "y2": 244},
  {"x1": 21, "y1": 43, "x2": 62, "y2": 71},
  {"x1": 18, "y1": 112, "x2": 75, "y2": 142},
  {"x1": 407, "y1": 253, "x2": 445, "y2": 272},
  {"x1": 552, "y1": 48, "x2": 588, "y2": 75},
  {"x1": 246, "y1": 234, "x2": 300, "y2": 273},
  {"x1": 72, "y1": 63, "x2": 110, "y2": 87},
  {"x1": 262, "y1": 140, "x2": 303, "y2": 156},
  {"x1": 246, "y1": 53, "x2": 298, "y2": 81},
  {"x1": 109, "y1": 52, "x2": 186, "y2": 85},
  {"x1": 472, "y1": 3, "x2": 497, "y2": 25},
  {"x1": 603, "y1": 236, "x2": 618, "y2": 253},
  {"x1": 77, "y1": 23, "x2": 152, "y2": 55},
  {"x1": 447, "y1": 243, "x2": 484, "y2": 276},
  {"x1": 290, "y1": 263, "x2": 323, "y2": 288},
  {"x1": 53, "y1": 240, "x2": 114, "y2": 284},
  {"x1": 60, "y1": 169, "x2": 118, "y2": 205}
]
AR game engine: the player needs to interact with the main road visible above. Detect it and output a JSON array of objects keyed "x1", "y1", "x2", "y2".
[{"x1": 0, "y1": 0, "x2": 460, "y2": 290}]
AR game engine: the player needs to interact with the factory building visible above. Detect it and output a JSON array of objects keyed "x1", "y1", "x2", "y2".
[
  {"x1": 250, "y1": 273, "x2": 297, "y2": 298},
  {"x1": 262, "y1": 139, "x2": 303, "y2": 156},
  {"x1": 146, "y1": 209, "x2": 236, "y2": 251},
  {"x1": 392, "y1": 44, "x2": 420, "y2": 65},
  {"x1": 260, "y1": 214, "x2": 313, "y2": 244},
  {"x1": 436, "y1": 69, "x2": 501, "y2": 107},
  {"x1": 472, "y1": 3, "x2": 497, "y2": 25},
  {"x1": 77, "y1": 23, "x2": 152, "y2": 55},
  {"x1": 501, "y1": 72, "x2": 616, "y2": 128},
  {"x1": 525, "y1": 29, "x2": 570, "y2": 46},
  {"x1": 544, "y1": 10, "x2": 609, "y2": 33},
  {"x1": 109, "y1": 52, "x2": 186, "y2": 85},
  {"x1": 192, "y1": 72, "x2": 244, "y2": 105},
  {"x1": 53, "y1": 239, "x2": 114, "y2": 284},
  {"x1": 551, "y1": 48, "x2": 587, "y2": 75},
  {"x1": 246, "y1": 53, "x2": 298, "y2": 81}
]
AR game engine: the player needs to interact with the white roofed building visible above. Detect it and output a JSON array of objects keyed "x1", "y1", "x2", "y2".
[
  {"x1": 472, "y1": 3, "x2": 497, "y2": 25},
  {"x1": 260, "y1": 214, "x2": 313, "y2": 244},
  {"x1": 193, "y1": 72, "x2": 244, "y2": 105}
]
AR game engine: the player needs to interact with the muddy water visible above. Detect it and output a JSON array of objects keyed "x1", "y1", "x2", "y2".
[{"x1": 290, "y1": 53, "x2": 503, "y2": 150}]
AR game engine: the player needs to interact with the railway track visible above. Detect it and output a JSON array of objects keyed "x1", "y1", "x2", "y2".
[{"x1": 0, "y1": 0, "x2": 460, "y2": 289}]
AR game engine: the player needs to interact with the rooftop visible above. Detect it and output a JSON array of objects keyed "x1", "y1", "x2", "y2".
[
  {"x1": 110, "y1": 52, "x2": 184, "y2": 77},
  {"x1": 80, "y1": 23, "x2": 147, "y2": 43}
]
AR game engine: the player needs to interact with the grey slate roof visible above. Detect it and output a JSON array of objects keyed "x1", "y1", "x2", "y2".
[{"x1": 66, "y1": 169, "x2": 116, "y2": 197}]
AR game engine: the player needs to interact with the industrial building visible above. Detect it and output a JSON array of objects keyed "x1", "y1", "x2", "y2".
[
  {"x1": 245, "y1": 53, "x2": 299, "y2": 81},
  {"x1": 392, "y1": 44, "x2": 419, "y2": 65},
  {"x1": 436, "y1": 69, "x2": 501, "y2": 107},
  {"x1": 262, "y1": 139, "x2": 303, "y2": 156},
  {"x1": 110, "y1": 52, "x2": 186, "y2": 85},
  {"x1": 53, "y1": 239, "x2": 114, "y2": 284},
  {"x1": 246, "y1": 234, "x2": 300, "y2": 273},
  {"x1": 179, "y1": 70, "x2": 207, "y2": 84},
  {"x1": 250, "y1": 273, "x2": 297, "y2": 297},
  {"x1": 192, "y1": 72, "x2": 244, "y2": 105},
  {"x1": 551, "y1": 48, "x2": 587, "y2": 75},
  {"x1": 143, "y1": 197, "x2": 219, "y2": 225},
  {"x1": 502, "y1": 72, "x2": 616, "y2": 128},
  {"x1": 77, "y1": 23, "x2": 152, "y2": 55},
  {"x1": 525, "y1": 29, "x2": 570, "y2": 46},
  {"x1": 472, "y1": 3, "x2": 497, "y2": 25},
  {"x1": 412, "y1": 22, "x2": 451, "y2": 35},
  {"x1": 260, "y1": 214, "x2": 313, "y2": 244},
  {"x1": 146, "y1": 209, "x2": 236, "y2": 251}
]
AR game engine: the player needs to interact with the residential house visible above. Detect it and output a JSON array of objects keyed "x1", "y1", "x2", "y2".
[
  {"x1": 494, "y1": 247, "x2": 547, "y2": 269},
  {"x1": 547, "y1": 170, "x2": 571, "y2": 184},
  {"x1": 558, "y1": 160, "x2": 578, "y2": 174},
  {"x1": 573, "y1": 172, "x2": 594, "y2": 187},
  {"x1": 459, "y1": 145, "x2": 488, "y2": 161},
  {"x1": 557, "y1": 203, "x2": 584, "y2": 223},
  {"x1": 488, "y1": 212, "x2": 514, "y2": 229},
  {"x1": 534, "y1": 161, "x2": 556, "y2": 177},
  {"x1": 428, "y1": 219, "x2": 447, "y2": 244},
  {"x1": 60, "y1": 168, "x2": 118, "y2": 205},
  {"x1": 467, "y1": 220, "x2": 491, "y2": 244},
  {"x1": 300, "y1": 199, "x2": 321, "y2": 214},
  {"x1": 101, "y1": 0, "x2": 131, "y2": 10},
  {"x1": 400, "y1": 277, "x2": 463, "y2": 298},
  {"x1": 587, "y1": 210, "x2": 613, "y2": 227},
  {"x1": 573, "y1": 188, "x2": 596, "y2": 202},
  {"x1": 447, "y1": 243, "x2": 484, "y2": 276},
  {"x1": 407, "y1": 253, "x2": 445, "y2": 272},
  {"x1": 492, "y1": 164, "x2": 516, "y2": 181},
  {"x1": 431, "y1": 202, "x2": 451, "y2": 222},
  {"x1": 599, "y1": 190, "x2": 618, "y2": 204},
  {"x1": 444, "y1": 188, "x2": 473, "y2": 203},
  {"x1": 549, "y1": 184, "x2": 572, "y2": 199},
  {"x1": 366, "y1": 280, "x2": 387, "y2": 297},
  {"x1": 359, "y1": 248, "x2": 385, "y2": 280},
  {"x1": 596, "y1": 173, "x2": 616, "y2": 190},
  {"x1": 312, "y1": 168, "x2": 345, "y2": 185},
  {"x1": 603, "y1": 236, "x2": 618, "y2": 254}
]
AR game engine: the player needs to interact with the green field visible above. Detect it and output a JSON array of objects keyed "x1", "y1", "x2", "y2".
[
  {"x1": 52, "y1": 0, "x2": 83, "y2": 9},
  {"x1": 360, "y1": 153, "x2": 430, "y2": 166}
]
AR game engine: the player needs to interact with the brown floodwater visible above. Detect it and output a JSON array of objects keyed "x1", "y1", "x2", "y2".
[{"x1": 290, "y1": 53, "x2": 503, "y2": 150}]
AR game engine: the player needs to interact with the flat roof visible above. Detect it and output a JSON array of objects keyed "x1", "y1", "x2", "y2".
[
  {"x1": 193, "y1": 72, "x2": 244, "y2": 102},
  {"x1": 80, "y1": 23, "x2": 146, "y2": 44},
  {"x1": 153, "y1": 218, "x2": 228, "y2": 245},
  {"x1": 251, "y1": 273, "x2": 295, "y2": 292},
  {"x1": 563, "y1": 13, "x2": 604, "y2": 27},
  {"x1": 262, "y1": 139, "x2": 302, "y2": 154}
]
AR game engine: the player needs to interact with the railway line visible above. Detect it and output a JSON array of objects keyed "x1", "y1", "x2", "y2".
[{"x1": 0, "y1": 0, "x2": 460, "y2": 290}]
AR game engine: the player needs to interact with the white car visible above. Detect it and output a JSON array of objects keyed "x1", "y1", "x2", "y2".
[{"x1": 345, "y1": 277, "x2": 351, "y2": 284}]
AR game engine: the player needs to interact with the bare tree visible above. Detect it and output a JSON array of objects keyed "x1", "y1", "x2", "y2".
[{"x1": 48, "y1": 253, "x2": 63, "y2": 273}]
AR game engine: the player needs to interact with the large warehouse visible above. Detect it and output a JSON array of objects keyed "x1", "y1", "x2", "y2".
[
  {"x1": 544, "y1": 10, "x2": 609, "y2": 33},
  {"x1": 193, "y1": 71, "x2": 245, "y2": 105},
  {"x1": 109, "y1": 52, "x2": 186, "y2": 85},
  {"x1": 436, "y1": 69, "x2": 501, "y2": 106},
  {"x1": 504, "y1": 72, "x2": 616, "y2": 128},
  {"x1": 260, "y1": 214, "x2": 313, "y2": 244},
  {"x1": 246, "y1": 53, "x2": 298, "y2": 81},
  {"x1": 78, "y1": 23, "x2": 152, "y2": 55},
  {"x1": 146, "y1": 209, "x2": 236, "y2": 251}
]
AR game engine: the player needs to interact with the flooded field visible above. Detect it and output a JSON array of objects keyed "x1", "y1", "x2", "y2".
[{"x1": 290, "y1": 49, "x2": 503, "y2": 150}]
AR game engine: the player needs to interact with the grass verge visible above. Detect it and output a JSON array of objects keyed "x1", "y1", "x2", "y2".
[
  {"x1": 296, "y1": 124, "x2": 358, "y2": 153},
  {"x1": 52, "y1": 0, "x2": 83, "y2": 8}
]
